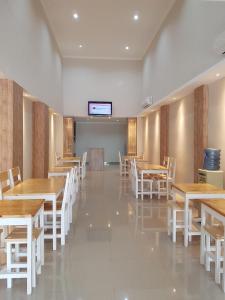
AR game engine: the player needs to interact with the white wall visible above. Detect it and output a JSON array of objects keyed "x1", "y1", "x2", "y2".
[
  {"x1": 208, "y1": 77, "x2": 225, "y2": 186},
  {"x1": 142, "y1": 0, "x2": 225, "y2": 108},
  {"x1": 23, "y1": 98, "x2": 33, "y2": 179},
  {"x1": 0, "y1": 0, "x2": 62, "y2": 112},
  {"x1": 76, "y1": 122, "x2": 127, "y2": 162},
  {"x1": 63, "y1": 58, "x2": 142, "y2": 117},
  {"x1": 169, "y1": 95, "x2": 194, "y2": 183},
  {"x1": 143, "y1": 111, "x2": 160, "y2": 163}
]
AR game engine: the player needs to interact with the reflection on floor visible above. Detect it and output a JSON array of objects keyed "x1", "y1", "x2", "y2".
[{"x1": 0, "y1": 166, "x2": 225, "y2": 299}]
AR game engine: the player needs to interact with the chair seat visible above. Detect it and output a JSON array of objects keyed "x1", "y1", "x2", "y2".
[
  {"x1": 44, "y1": 201, "x2": 62, "y2": 211},
  {"x1": 5, "y1": 228, "x2": 42, "y2": 242},
  {"x1": 204, "y1": 225, "x2": 224, "y2": 240}
]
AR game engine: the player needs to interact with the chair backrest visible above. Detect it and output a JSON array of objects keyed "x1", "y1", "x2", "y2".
[
  {"x1": 163, "y1": 156, "x2": 170, "y2": 169},
  {"x1": 8, "y1": 167, "x2": 22, "y2": 188},
  {"x1": 169, "y1": 158, "x2": 176, "y2": 180},
  {"x1": 61, "y1": 172, "x2": 71, "y2": 212},
  {"x1": 82, "y1": 152, "x2": 87, "y2": 165},
  {"x1": 118, "y1": 151, "x2": 122, "y2": 164},
  {"x1": 0, "y1": 171, "x2": 11, "y2": 200},
  {"x1": 55, "y1": 152, "x2": 62, "y2": 166}
]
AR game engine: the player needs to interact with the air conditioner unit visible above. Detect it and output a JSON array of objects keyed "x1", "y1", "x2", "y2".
[
  {"x1": 142, "y1": 96, "x2": 153, "y2": 109},
  {"x1": 214, "y1": 31, "x2": 225, "y2": 55}
]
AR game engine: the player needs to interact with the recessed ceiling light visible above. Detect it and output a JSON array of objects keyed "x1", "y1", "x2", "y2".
[
  {"x1": 133, "y1": 14, "x2": 139, "y2": 21},
  {"x1": 73, "y1": 12, "x2": 79, "y2": 20},
  {"x1": 79, "y1": 44, "x2": 83, "y2": 48},
  {"x1": 216, "y1": 73, "x2": 220, "y2": 77},
  {"x1": 125, "y1": 46, "x2": 130, "y2": 50}
]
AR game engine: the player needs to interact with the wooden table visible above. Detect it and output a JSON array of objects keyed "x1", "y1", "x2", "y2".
[
  {"x1": 3, "y1": 178, "x2": 65, "y2": 251},
  {"x1": 61, "y1": 156, "x2": 81, "y2": 168},
  {"x1": 48, "y1": 166, "x2": 73, "y2": 177},
  {"x1": 200, "y1": 199, "x2": 225, "y2": 292},
  {"x1": 172, "y1": 183, "x2": 225, "y2": 247},
  {"x1": 0, "y1": 199, "x2": 44, "y2": 295},
  {"x1": 137, "y1": 163, "x2": 168, "y2": 200}
]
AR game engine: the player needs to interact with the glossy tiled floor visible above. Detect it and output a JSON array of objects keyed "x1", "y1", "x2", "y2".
[{"x1": 1, "y1": 166, "x2": 225, "y2": 299}]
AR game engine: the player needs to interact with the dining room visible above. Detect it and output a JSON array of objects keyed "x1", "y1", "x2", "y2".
[{"x1": 1, "y1": 0, "x2": 225, "y2": 299}]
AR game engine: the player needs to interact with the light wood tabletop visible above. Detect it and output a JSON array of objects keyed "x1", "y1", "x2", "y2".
[
  {"x1": 62, "y1": 156, "x2": 80, "y2": 161},
  {"x1": 0, "y1": 199, "x2": 44, "y2": 217},
  {"x1": 172, "y1": 183, "x2": 225, "y2": 194},
  {"x1": 137, "y1": 163, "x2": 167, "y2": 171},
  {"x1": 200, "y1": 199, "x2": 225, "y2": 217},
  {"x1": 48, "y1": 167, "x2": 73, "y2": 173},
  {"x1": 4, "y1": 178, "x2": 65, "y2": 196}
]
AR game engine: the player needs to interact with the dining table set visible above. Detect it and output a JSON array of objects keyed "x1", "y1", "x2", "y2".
[
  {"x1": 0, "y1": 156, "x2": 82, "y2": 295},
  {"x1": 122, "y1": 154, "x2": 225, "y2": 293}
]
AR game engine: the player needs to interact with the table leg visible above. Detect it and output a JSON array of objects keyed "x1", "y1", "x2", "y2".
[
  {"x1": 141, "y1": 172, "x2": 144, "y2": 201},
  {"x1": 184, "y1": 196, "x2": 189, "y2": 247},
  {"x1": 223, "y1": 223, "x2": 225, "y2": 292},
  {"x1": 53, "y1": 196, "x2": 57, "y2": 251},
  {"x1": 27, "y1": 217, "x2": 32, "y2": 295},
  {"x1": 40, "y1": 206, "x2": 45, "y2": 265}
]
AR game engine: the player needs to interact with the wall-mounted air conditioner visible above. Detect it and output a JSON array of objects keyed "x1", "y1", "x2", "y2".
[
  {"x1": 142, "y1": 96, "x2": 153, "y2": 109},
  {"x1": 214, "y1": 31, "x2": 225, "y2": 55}
]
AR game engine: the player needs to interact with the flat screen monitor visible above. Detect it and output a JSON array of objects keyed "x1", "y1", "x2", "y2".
[{"x1": 88, "y1": 101, "x2": 112, "y2": 116}]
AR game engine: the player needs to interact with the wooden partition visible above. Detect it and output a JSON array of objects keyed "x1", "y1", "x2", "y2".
[
  {"x1": 0, "y1": 79, "x2": 23, "y2": 174},
  {"x1": 194, "y1": 85, "x2": 208, "y2": 182},
  {"x1": 32, "y1": 102, "x2": 49, "y2": 178},
  {"x1": 160, "y1": 105, "x2": 169, "y2": 165},
  {"x1": 63, "y1": 117, "x2": 75, "y2": 157},
  {"x1": 127, "y1": 118, "x2": 137, "y2": 155}
]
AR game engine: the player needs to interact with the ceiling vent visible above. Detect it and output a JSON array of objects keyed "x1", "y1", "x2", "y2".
[
  {"x1": 214, "y1": 31, "x2": 225, "y2": 55},
  {"x1": 142, "y1": 96, "x2": 153, "y2": 109}
]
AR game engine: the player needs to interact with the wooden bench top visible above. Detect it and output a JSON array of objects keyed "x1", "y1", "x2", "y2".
[
  {"x1": 0, "y1": 200, "x2": 44, "y2": 217},
  {"x1": 172, "y1": 183, "x2": 225, "y2": 194},
  {"x1": 4, "y1": 178, "x2": 65, "y2": 196},
  {"x1": 200, "y1": 199, "x2": 225, "y2": 218}
]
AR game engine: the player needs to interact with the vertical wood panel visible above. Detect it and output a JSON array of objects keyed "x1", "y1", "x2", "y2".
[
  {"x1": 160, "y1": 105, "x2": 169, "y2": 165},
  {"x1": 127, "y1": 118, "x2": 137, "y2": 155},
  {"x1": 194, "y1": 85, "x2": 208, "y2": 182},
  {"x1": 32, "y1": 102, "x2": 49, "y2": 178},
  {"x1": 0, "y1": 79, "x2": 23, "y2": 174},
  {"x1": 63, "y1": 117, "x2": 75, "y2": 157}
]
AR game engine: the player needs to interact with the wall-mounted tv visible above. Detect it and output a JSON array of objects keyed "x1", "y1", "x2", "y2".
[{"x1": 88, "y1": 101, "x2": 112, "y2": 116}]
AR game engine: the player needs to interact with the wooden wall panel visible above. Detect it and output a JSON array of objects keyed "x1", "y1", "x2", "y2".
[
  {"x1": 194, "y1": 85, "x2": 208, "y2": 182},
  {"x1": 63, "y1": 117, "x2": 75, "y2": 157},
  {"x1": 160, "y1": 105, "x2": 169, "y2": 165},
  {"x1": 127, "y1": 118, "x2": 137, "y2": 155},
  {"x1": 0, "y1": 79, "x2": 23, "y2": 174},
  {"x1": 32, "y1": 102, "x2": 49, "y2": 178}
]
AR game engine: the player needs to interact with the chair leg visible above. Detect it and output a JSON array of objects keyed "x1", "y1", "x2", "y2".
[
  {"x1": 188, "y1": 209, "x2": 192, "y2": 243},
  {"x1": 61, "y1": 214, "x2": 65, "y2": 246},
  {"x1": 205, "y1": 234, "x2": 211, "y2": 271},
  {"x1": 167, "y1": 207, "x2": 171, "y2": 236},
  {"x1": 6, "y1": 242, "x2": 12, "y2": 288},
  {"x1": 172, "y1": 209, "x2": 176, "y2": 243},
  {"x1": 32, "y1": 241, "x2": 36, "y2": 288},
  {"x1": 215, "y1": 240, "x2": 221, "y2": 284}
]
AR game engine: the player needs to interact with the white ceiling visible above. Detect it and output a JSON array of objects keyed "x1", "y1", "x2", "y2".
[{"x1": 41, "y1": 0, "x2": 175, "y2": 60}]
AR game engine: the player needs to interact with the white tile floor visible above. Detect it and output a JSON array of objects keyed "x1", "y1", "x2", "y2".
[{"x1": 0, "y1": 166, "x2": 225, "y2": 299}]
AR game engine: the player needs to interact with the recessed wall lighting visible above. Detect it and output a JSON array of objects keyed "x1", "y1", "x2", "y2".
[
  {"x1": 73, "y1": 12, "x2": 79, "y2": 20},
  {"x1": 125, "y1": 46, "x2": 130, "y2": 51},
  {"x1": 216, "y1": 73, "x2": 221, "y2": 77},
  {"x1": 133, "y1": 14, "x2": 139, "y2": 21}
]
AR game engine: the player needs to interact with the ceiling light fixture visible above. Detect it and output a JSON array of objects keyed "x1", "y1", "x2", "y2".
[
  {"x1": 216, "y1": 73, "x2": 221, "y2": 77},
  {"x1": 73, "y1": 12, "x2": 79, "y2": 20},
  {"x1": 79, "y1": 44, "x2": 83, "y2": 48},
  {"x1": 133, "y1": 14, "x2": 139, "y2": 21},
  {"x1": 125, "y1": 46, "x2": 130, "y2": 51}
]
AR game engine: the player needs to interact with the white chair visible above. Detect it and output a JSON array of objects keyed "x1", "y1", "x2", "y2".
[
  {"x1": 118, "y1": 151, "x2": 128, "y2": 176},
  {"x1": 8, "y1": 167, "x2": 22, "y2": 188},
  {"x1": 132, "y1": 159, "x2": 153, "y2": 199},
  {"x1": 5, "y1": 227, "x2": 44, "y2": 289},
  {"x1": 44, "y1": 172, "x2": 71, "y2": 246},
  {"x1": 201, "y1": 224, "x2": 224, "y2": 284},
  {"x1": 80, "y1": 152, "x2": 87, "y2": 180},
  {"x1": 167, "y1": 200, "x2": 192, "y2": 243},
  {"x1": 155, "y1": 158, "x2": 176, "y2": 199}
]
